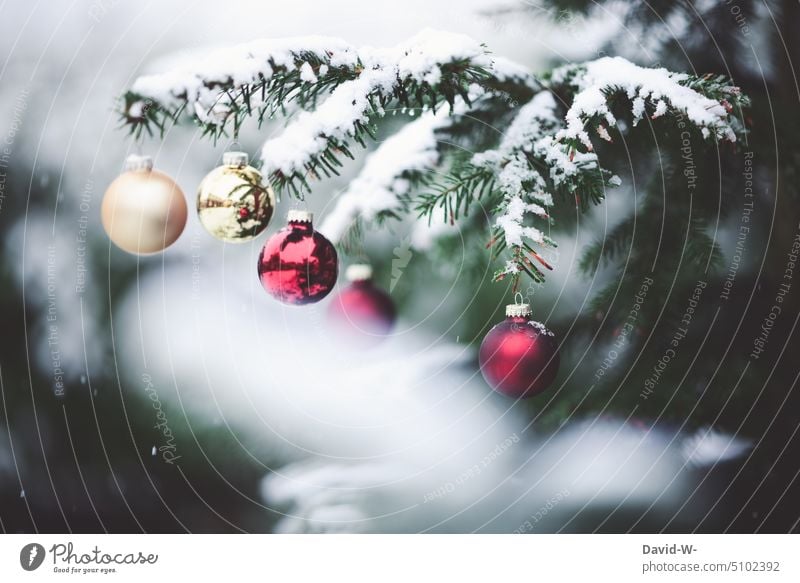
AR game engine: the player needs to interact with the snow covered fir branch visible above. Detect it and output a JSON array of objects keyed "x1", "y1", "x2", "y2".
[{"x1": 120, "y1": 29, "x2": 748, "y2": 288}]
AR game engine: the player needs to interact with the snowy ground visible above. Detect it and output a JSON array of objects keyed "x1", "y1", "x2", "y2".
[{"x1": 110, "y1": 240, "x2": 744, "y2": 532}]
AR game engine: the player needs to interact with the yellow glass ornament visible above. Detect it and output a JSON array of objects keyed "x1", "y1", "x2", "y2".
[
  {"x1": 197, "y1": 151, "x2": 276, "y2": 242},
  {"x1": 101, "y1": 155, "x2": 188, "y2": 254}
]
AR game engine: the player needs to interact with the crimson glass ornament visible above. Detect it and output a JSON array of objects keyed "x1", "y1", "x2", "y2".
[
  {"x1": 479, "y1": 303, "x2": 560, "y2": 398},
  {"x1": 328, "y1": 264, "x2": 396, "y2": 344},
  {"x1": 258, "y1": 210, "x2": 338, "y2": 305}
]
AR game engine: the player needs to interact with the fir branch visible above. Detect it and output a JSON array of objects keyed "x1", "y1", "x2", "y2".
[
  {"x1": 414, "y1": 167, "x2": 497, "y2": 222},
  {"x1": 259, "y1": 36, "x2": 533, "y2": 194},
  {"x1": 121, "y1": 40, "x2": 364, "y2": 141},
  {"x1": 545, "y1": 57, "x2": 749, "y2": 150},
  {"x1": 579, "y1": 216, "x2": 636, "y2": 276},
  {"x1": 119, "y1": 32, "x2": 748, "y2": 288}
]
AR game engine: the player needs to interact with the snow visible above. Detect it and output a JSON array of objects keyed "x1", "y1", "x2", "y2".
[
  {"x1": 528, "y1": 320, "x2": 555, "y2": 337},
  {"x1": 534, "y1": 135, "x2": 599, "y2": 190},
  {"x1": 113, "y1": 260, "x2": 707, "y2": 532},
  {"x1": 472, "y1": 92, "x2": 562, "y2": 248},
  {"x1": 494, "y1": 194, "x2": 546, "y2": 248},
  {"x1": 129, "y1": 35, "x2": 360, "y2": 118},
  {"x1": 681, "y1": 427, "x2": 751, "y2": 467},
  {"x1": 129, "y1": 29, "x2": 535, "y2": 182},
  {"x1": 463, "y1": 55, "x2": 737, "y2": 250},
  {"x1": 261, "y1": 74, "x2": 386, "y2": 176},
  {"x1": 299, "y1": 62, "x2": 317, "y2": 83},
  {"x1": 502, "y1": 260, "x2": 520, "y2": 275},
  {"x1": 555, "y1": 56, "x2": 737, "y2": 149},
  {"x1": 493, "y1": 91, "x2": 561, "y2": 154},
  {"x1": 261, "y1": 29, "x2": 531, "y2": 177},
  {"x1": 319, "y1": 109, "x2": 450, "y2": 243}
]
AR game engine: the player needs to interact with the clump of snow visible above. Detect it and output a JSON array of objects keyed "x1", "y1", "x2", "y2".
[
  {"x1": 681, "y1": 427, "x2": 751, "y2": 467},
  {"x1": 472, "y1": 92, "x2": 562, "y2": 248},
  {"x1": 554, "y1": 56, "x2": 737, "y2": 149},
  {"x1": 319, "y1": 109, "x2": 450, "y2": 243},
  {"x1": 299, "y1": 62, "x2": 317, "y2": 83},
  {"x1": 534, "y1": 135, "x2": 599, "y2": 190},
  {"x1": 491, "y1": 91, "x2": 561, "y2": 154},
  {"x1": 494, "y1": 194, "x2": 546, "y2": 248},
  {"x1": 261, "y1": 74, "x2": 379, "y2": 176},
  {"x1": 528, "y1": 320, "x2": 555, "y2": 337}
]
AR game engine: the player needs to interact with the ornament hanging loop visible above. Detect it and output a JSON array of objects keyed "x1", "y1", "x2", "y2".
[{"x1": 507, "y1": 292, "x2": 531, "y2": 318}]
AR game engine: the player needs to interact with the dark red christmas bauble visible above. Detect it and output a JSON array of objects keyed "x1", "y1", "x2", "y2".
[
  {"x1": 328, "y1": 264, "x2": 396, "y2": 344},
  {"x1": 478, "y1": 303, "x2": 560, "y2": 398},
  {"x1": 257, "y1": 210, "x2": 338, "y2": 305}
]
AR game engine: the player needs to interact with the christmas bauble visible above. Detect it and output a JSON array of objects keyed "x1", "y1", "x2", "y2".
[
  {"x1": 478, "y1": 303, "x2": 560, "y2": 398},
  {"x1": 257, "y1": 210, "x2": 338, "y2": 305},
  {"x1": 101, "y1": 155, "x2": 188, "y2": 254},
  {"x1": 197, "y1": 151, "x2": 275, "y2": 242},
  {"x1": 327, "y1": 264, "x2": 396, "y2": 344}
]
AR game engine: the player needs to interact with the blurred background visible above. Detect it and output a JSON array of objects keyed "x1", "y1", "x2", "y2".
[{"x1": 1, "y1": 0, "x2": 798, "y2": 533}]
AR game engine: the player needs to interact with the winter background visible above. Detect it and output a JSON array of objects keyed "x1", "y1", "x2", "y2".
[{"x1": 0, "y1": 0, "x2": 798, "y2": 533}]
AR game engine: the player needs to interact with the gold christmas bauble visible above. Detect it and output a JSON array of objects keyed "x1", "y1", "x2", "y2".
[
  {"x1": 197, "y1": 151, "x2": 275, "y2": 242},
  {"x1": 101, "y1": 155, "x2": 188, "y2": 254}
]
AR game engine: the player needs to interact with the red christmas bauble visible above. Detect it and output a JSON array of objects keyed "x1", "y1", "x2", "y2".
[
  {"x1": 257, "y1": 210, "x2": 338, "y2": 305},
  {"x1": 328, "y1": 264, "x2": 396, "y2": 344},
  {"x1": 478, "y1": 303, "x2": 560, "y2": 398}
]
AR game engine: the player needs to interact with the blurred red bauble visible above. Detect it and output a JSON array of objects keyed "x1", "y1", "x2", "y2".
[
  {"x1": 328, "y1": 264, "x2": 396, "y2": 344},
  {"x1": 478, "y1": 303, "x2": 560, "y2": 398},
  {"x1": 257, "y1": 210, "x2": 338, "y2": 305}
]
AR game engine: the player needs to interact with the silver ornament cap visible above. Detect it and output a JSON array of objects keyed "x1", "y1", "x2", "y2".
[
  {"x1": 222, "y1": 151, "x2": 249, "y2": 167},
  {"x1": 506, "y1": 303, "x2": 532, "y2": 318},
  {"x1": 287, "y1": 209, "x2": 313, "y2": 223},
  {"x1": 124, "y1": 154, "x2": 154, "y2": 172},
  {"x1": 346, "y1": 264, "x2": 373, "y2": 281}
]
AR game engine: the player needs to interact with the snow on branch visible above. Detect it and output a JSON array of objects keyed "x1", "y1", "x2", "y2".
[
  {"x1": 468, "y1": 92, "x2": 568, "y2": 282},
  {"x1": 260, "y1": 30, "x2": 535, "y2": 194},
  {"x1": 123, "y1": 36, "x2": 362, "y2": 139},
  {"x1": 122, "y1": 29, "x2": 536, "y2": 188},
  {"x1": 318, "y1": 109, "x2": 452, "y2": 243},
  {"x1": 457, "y1": 56, "x2": 746, "y2": 284},
  {"x1": 460, "y1": 89, "x2": 622, "y2": 283},
  {"x1": 550, "y1": 56, "x2": 744, "y2": 150}
]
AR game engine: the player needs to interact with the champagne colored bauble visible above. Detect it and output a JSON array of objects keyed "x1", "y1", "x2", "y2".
[
  {"x1": 101, "y1": 155, "x2": 188, "y2": 254},
  {"x1": 327, "y1": 264, "x2": 396, "y2": 345},
  {"x1": 478, "y1": 303, "x2": 560, "y2": 398},
  {"x1": 197, "y1": 151, "x2": 275, "y2": 242},
  {"x1": 257, "y1": 210, "x2": 338, "y2": 305}
]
